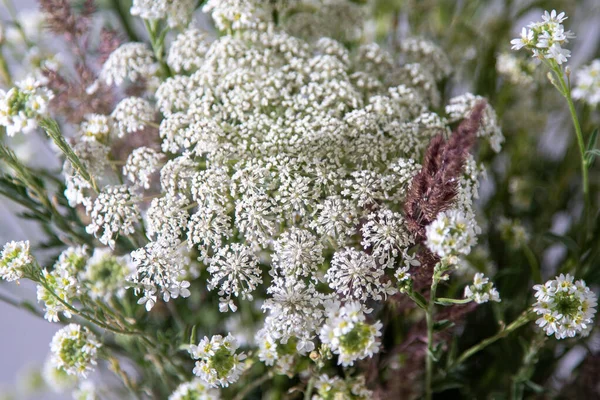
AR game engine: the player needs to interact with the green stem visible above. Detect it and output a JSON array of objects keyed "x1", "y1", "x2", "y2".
[
  {"x1": 109, "y1": 0, "x2": 140, "y2": 42},
  {"x1": 448, "y1": 311, "x2": 534, "y2": 370},
  {"x1": 425, "y1": 265, "x2": 444, "y2": 400},
  {"x1": 522, "y1": 243, "x2": 541, "y2": 283},
  {"x1": 0, "y1": 49, "x2": 12, "y2": 86},
  {"x1": 552, "y1": 65, "x2": 590, "y2": 222},
  {"x1": 304, "y1": 376, "x2": 315, "y2": 400},
  {"x1": 144, "y1": 20, "x2": 172, "y2": 79}
]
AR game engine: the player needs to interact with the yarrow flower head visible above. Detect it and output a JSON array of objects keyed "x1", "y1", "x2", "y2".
[
  {"x1": 511, "y1": 10, "x2": 575, "y2": 65},
  {"x1": 0, "y1": 240, "x2": 33, "y2": 282},
  {"x1": 99, "y1": 43, "x2": 157, "y2": 86},
  {"x1": 111, "y1": 97, "x2": 155, "y2": 137},
  {"x1": 464, "y1": 273, "x2": 501, "y2": 304},
  {"x1": 50, "y1": 324, "x2": 101, "y2": 378},
  {"x1": 0, "y1": 76, "x2": 53, "y2": 136},
  {"x1": 319, "y1": 301, "x2": 383, "y2": 366},
  {"x1": 572, "y1": 59, "x2": 600, "y2": 107},
  {"x1": 425, "y1": 209, "x2": 478, "y2": 261},
  {"x1": 188, "y1": 333, "x2": 247, "y2": 388},
  {"x1": 169, "y1": 379, "x2": 221, "y2": 400},
  {"x1": 123, "y1": 147, "x2": 163, "y2": 189},
  {"x1": 533, "y1": 274, "x2": 597, "y2": 339}
]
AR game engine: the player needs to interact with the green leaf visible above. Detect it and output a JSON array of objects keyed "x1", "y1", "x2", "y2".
[
  {"x1": 587, "y1": 128, "x2": 599, "y2": 151},
  {"x1": 542, "y1": 232, "x2": 580, "y2": 256},
  {"x1": 433, "y1": 319, "x2": 456, "y2": 332},
  {"x1": 585, "y1": 148, "x2": 600, "y2": 165}
]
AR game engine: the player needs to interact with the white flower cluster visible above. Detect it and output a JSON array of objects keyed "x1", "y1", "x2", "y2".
[
  {"x1": 498, "y1": 217, "x2": 529, "y2": 248},
  {"x1": 131, "y1": 0, "x2": 196, "y2": 28},
  {"x1": 464, "y1": 273, "x2": 500, "y2": 304},
  {"x1": 0, "y1": 75, "x2": 53, "y2": 136},
  {"x1": 533, "y1": 274, "x2": 597, "y2": 339},
  {"x1": 496, "y1": 53, "x2": 536, "y2": 87},
  {"x1": 0, "y1": 240, "x2": 33, "y2": 282},
  {"x1": 319, "y1": 301, "x2": 383, "y2": 366},
  {"x1": 511, "y1": 10, "x2": 575, "y2": 65},
  {"x1": 313, "y1": 374, "x2": 373, "y2": 400},
  {"x1": 85, "y1": 185, "x2": 141, "y2": 248},
  {"x1": 572, "y1": 59, "x2": 600, "y2": 107},
  {"x1": 188, "y1": 334, "x2": 246, "y2": 388},
  {"x1": 426, "y1": 209, "x2": 478, "y2": 261},
  {"x1": 123, "y1": 147, "x2": 163, "y2": 189},
  {"x1": 49, "y1": 324, "x2": 101, "y2": 378},
  {"x1": 99, "y1": 43, "x2": 157, "y2": 87},
  {"x1": 169, "y1": 379, "x2": 220, "y2": 400}
]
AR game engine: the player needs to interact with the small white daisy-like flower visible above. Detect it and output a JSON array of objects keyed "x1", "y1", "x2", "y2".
[
  {"x1": 425, "y1": 209, "x2": 478, "y2": 260},
  {"x1": 85, "y1": 185, "x2": 141, "y2": 248},
  {"x1": 532, "y1": 274, "x2": 597, "y2": 339},
  {"x1": 0, "y1": 75, "x2": 53, "y2": 136},
  {"x1": 207, "y1": 243, "x2": 262, "y2": 312},
  {"x1": 511, "y1": 9, "x2": 575, "y2": 65},
  {"x1": 42, "y1": 356, "x2": 77, "y2": 393},
  {"x1": 188, "y1": 333, "x2": 247, "y2": 388},
  {"x1": 0, "y1": 240, "x2": 33, "y2": 282},
  {"x1": 99, "y1": 43, "x2": 157, "y2": 86},
  {"x1": 169, "y1": 379, "x2": 221, "y2": 400},
  {"x1": 464, "y1": 273, "x2": 501, "y2": 304},
  {"x1": 123, "y1": 147, "x2": 163, "y2": 189},
  {"x1": 326, "y1": 248, "x2": 397, "y2": 302},
  {"x1": 572, "y1": 59, "x2": 600, "y2": 107},
  {"x1": 49, "y1": 324, "x2": 101, "y2": 378},
  {"x1": 111, "y1": 97, "x2": 155, "y2": 137},
  {"x1": 319, "y1": 301, "x2": 383, "y2": 366}
]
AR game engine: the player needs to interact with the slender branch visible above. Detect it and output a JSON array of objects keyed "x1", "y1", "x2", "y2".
[
  {"x1": 233, "y1": 372, "x2": 272, "y2": 400},
  {"x1": 448, "y1": 311, "x2": 534, "y2": 370},
  {"x1": 109, "y1": 0, "x2": 140, "y2": 42}
]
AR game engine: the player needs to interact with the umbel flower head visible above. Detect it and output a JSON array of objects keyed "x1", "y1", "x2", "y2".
[
  {"x1": 49, "y1": 324, "x2": 101, "y2": 378},
  {"x1": 319, "y1": 301, "x2": 383, "y2": 366},
  {"x1": 533, "y1": 274, "x2": 597, "y2": 339},
  {"x1": 0, "y1": 240, "x2": 33, "y2": 282},
  {"x1": 188, "y1": 333, "x2": 247, "y2": 388},
  {"x1": 511, "y1": 10, "x2": 575, "y2": 65}
]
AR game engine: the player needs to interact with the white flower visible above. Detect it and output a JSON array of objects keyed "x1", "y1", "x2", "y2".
[
  {"x1": 326, "y1": 248, "x2": 397, "y2": 302},
  {"x1": 313, "y1": 374, "x2": 373, "y2": 400},
  {"x1": 188, "y1": 333, "x2": 247, "y2": 388},
  {"x1": 72, "y1": 380, "x2": 98, "y2": 400},
  {"x1": 532, "y1": 274, "x2": 597, "y2": 339},
  {"x1": 425, "y1": 209, "x2": 478, "y2": 259},
  {"x1": 85, "y1": 185, "x2": 141, "y2": 248},
  {"x1": 42, "y1": 357, "x2": 77, "y2": 393},
  {"x1": 272, "y1": 228, "x2": 324, "y2": 279},
  {"x1": 0, "y1": 76, "x2": 53, "y2": 136},
  {"x1": 464, "y1": 273, "x2": 501, "y2": 304},
  {"x1": 361, "y1": 208, "x2": 413, "y2": 265},
  {"x1": 319, "y1": 301, "x2": 382, "y2": 366},
  {"x1": 145, "y1": 194, "x2": 189, "y2": 242},
  {"x1": 111, "y1": 97, "x2": 155, "y2": 137},
  {"x1": 123, "y1": 147, "x2": 163, "y2": 189},
  {"x1": 511, "y1": 10, "x2": 575, "y2": 65},
  {"x1": 0, "y1": 240, "x2": 33, "y2": 282},
  {"x1": 99, "y1": 43, "x2": 157, "y2": 86},
  {"x1": 129, "y1": 238, "x2": 191, "y2": 311},
  {"x1": 202, "y1": 0, "x2": 267, "y2": 31},
  {"x1": 572, "y1": 59, "x2": 600, "y2": 107},
  {"x1": 207, "y1": 243, "x2": 262, "y2": 312},
  {"x1": 50, "y1": 324, "x2": 101, "y2": 378},
  {"x1": 79, "y1": 114, "x2": 113, "y2": 143},
  {"x1": 169, "y1": 379, "x2": 221, "y2": 400},
  {"x1": 167, "y1": 28, "x2": 211, "y2": 74},
  {"x1": 131, "y1": 0, "x2": 196, "y2": 28},
  {"x1": 80, "y1": 248, "x2": 132, "y2": 301}
]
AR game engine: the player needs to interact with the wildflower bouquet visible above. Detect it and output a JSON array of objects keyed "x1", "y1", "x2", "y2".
[{"x1": 0, "y1": 1, "x2": 599, "y2": 399}]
